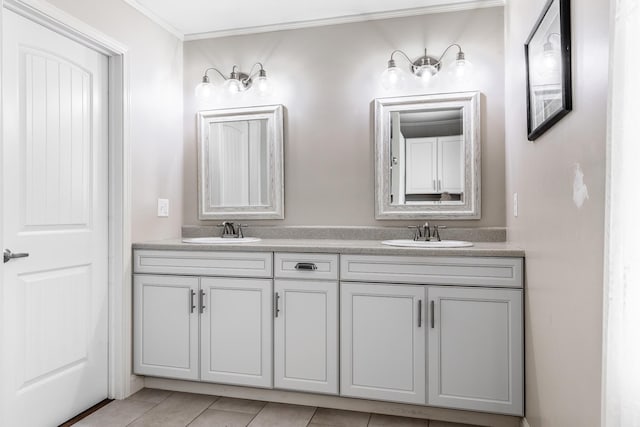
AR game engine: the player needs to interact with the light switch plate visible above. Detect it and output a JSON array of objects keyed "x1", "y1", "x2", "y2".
[
  {"x1": 513, "y1": 193, "x2": 518, "y2": 217},
  {"x1": 157, "y1": 199, "x2": 169, "y2": 217}
]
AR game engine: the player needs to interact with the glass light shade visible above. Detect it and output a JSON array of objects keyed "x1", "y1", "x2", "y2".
[
  {"x1": 451, "y1": 58, "x2": 473, "y2": 78},
  {"x1": 195, "y1": 81, "x2": 214, "y2": 99},
  {"x1": 255, "y1": 75, "x2": 273, "y2": 96},
  {"x1": 224, "y1": 78, "x2": 244, "y2": 94},
  {"x1": 380, "y1": 65, "x2": 407, "y2": 90},
  {"x1": 414, "y1": 64, "x2": 438, "y2": 83}
]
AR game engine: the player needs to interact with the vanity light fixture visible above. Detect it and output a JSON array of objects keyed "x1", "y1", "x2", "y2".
[
  {"x1": 542, "y1": 33, "x2": 561, "y2": 71},
  {"x1": 195, "y1": 62, "x2": 272, "y2": 98},
  {"x1": 380, "y1": 44, "x2": 471, "y2": 89}
]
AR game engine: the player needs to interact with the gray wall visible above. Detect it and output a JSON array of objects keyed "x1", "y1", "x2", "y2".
[
  {"x1": 48, "y1": 0, "x2": 184, "y2": 242},
  {"x1": 184, "y1": 7, "x2": 505, "y2": 227},
  {"x1": 504, "y1": 0, "x2": 609, "y2": 425}
]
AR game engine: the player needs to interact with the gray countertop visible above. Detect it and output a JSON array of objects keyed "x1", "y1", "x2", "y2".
[{"x1": 133, "y1": 238, "x2": 524, "y2": 258}]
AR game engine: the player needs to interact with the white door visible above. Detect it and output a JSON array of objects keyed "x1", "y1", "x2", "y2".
[
  {"x1": 438, "y1": 136, "x2": 464, "y2": 194},
  {"x1": 133, "y1": 275, "x2": 199, "y2": 380},
  {"x1": 340, "y1": 282, "x2": 426, "y2": 404},
  {"x1": 200, "y1": 277, "x2": 273, "y2": 388},
  {"x1": 427, "y1": 287, "x2": 523, "y2": 415},
  {"x1": 405, "y1": 137, "x2": 438, "y2": 195},
  {"x1": 1, "y1": 9, "x2": 109, "y2": 427},
  {"x1": 274, "y1": 279, "x2": 338, "y2": 394}
]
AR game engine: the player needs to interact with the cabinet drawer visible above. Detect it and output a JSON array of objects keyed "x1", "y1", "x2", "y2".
[
  {"x1": 274, "y1": 253, "x2": 338, "y2": 280},
  {"x1": 341, "y1": 255, "x2": 523, "y2": 288},
  {"x1": 134, "y1": 250, "x2": 273, "y2": 278}
]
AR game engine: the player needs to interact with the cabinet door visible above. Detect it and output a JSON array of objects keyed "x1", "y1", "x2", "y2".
[
  {"x1": 428, "y1": 287, "x2": 523, "y2": 415},
  {"x1": 438, "y1": 136, "x2": 464, "y2": 193},
  {"x1": 133, "y1": 275, "x2": 199, "y2": 380},
  {"x1": 405, "y1": 137, "x2": 438, "y2": 194},
  {"x1": 200, "y1": 277, "x2": 273, "y2": 388},
  {"x1": 274, "y1": 280, "x2": 338, "y2": 394},
  {"x1": 341, "y1": 283, "x2": 426, "y2": 404}
]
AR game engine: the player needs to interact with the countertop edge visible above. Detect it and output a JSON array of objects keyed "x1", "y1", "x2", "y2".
[{"x1": 132, "y1": 239, "x2": 525, "y2": 258}]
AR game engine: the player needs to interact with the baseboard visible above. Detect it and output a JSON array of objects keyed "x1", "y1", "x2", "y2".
[{"x1": 144, "y1": 377, "x2": 522, "y2": 427}]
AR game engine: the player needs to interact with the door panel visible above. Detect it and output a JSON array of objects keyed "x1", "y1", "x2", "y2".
[
  {"x1": 200, "y1": 277, "x2": 273, "y2": 388},
  {"x1": 427, "y1": 287, "x2": 523, "y2": 415},
  {"x1": 2, "y1": 9, "x2": 109, "y2": 426},
  {"x1": 133, "y1": 275, "x2": 200, "y2": 380},
  {"x1": 340, "y1": 282, "x2": 426, "y2": 404},
  {"x1": 274, "y1": 280, "x2": 338, "y2": 394}
]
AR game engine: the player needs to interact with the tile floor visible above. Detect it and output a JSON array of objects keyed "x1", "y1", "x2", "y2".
[{"x1": 74, "y1": 388, "x2": 479, "y2": 427}]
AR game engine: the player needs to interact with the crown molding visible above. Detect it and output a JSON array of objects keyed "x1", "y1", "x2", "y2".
[
  {"x1": 184, "y1": 0, "x2": 504, "y2": 41},
  {"x1": 121, "y1": 0, "x2": 184, "y2": 40}
]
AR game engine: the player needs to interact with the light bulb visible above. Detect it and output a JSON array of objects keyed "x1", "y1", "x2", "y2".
[
  {"x1": 449, "y1": 51, "x2": 473, "y2": 79},
  {"x1": 224, "y1": 78, "x2": 243, "y2": 94},
  {"x1": 254, "y1": 70, "x2": 273, "y2": 96},
  {"x1": 195, "y1": 76, "x2": 214, "y2": 99},
  {"x1": 380, "y1": 60, "x2": 407, "y2": 90},
  {"x1": 414, "y1": 64, "x2": 438, "y2": 83}
]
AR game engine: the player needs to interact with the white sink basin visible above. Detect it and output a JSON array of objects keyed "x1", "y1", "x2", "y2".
[
  {"x1": 182, "y1": 237, "x2": 262, "y2": 244},
  {"x1": 381, "y1": 239, "x2": 474, "y2": 248}
]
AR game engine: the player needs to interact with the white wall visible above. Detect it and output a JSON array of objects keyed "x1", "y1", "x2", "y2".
[
  {"x1": 183, "y1": 7, "x2": 505, "y2": 227},
  {"x1": 504, "y1": 0, "x2": 609, "y2": 425},
  {"x1": 47, "y1": 0, "x2": 184, "y2": 242}
]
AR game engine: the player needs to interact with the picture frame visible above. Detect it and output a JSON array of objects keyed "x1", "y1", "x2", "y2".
[{"x1": 524, "y1": 0, "x2": 572, "y2": 141}]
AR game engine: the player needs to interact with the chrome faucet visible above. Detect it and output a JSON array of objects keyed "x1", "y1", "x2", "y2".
[
  {"x1": 408, "y1": 222, "x2": 447, "y2": 241},
  {"x1": 217, "y1": 221, "x2": 246, "y2": 238}
]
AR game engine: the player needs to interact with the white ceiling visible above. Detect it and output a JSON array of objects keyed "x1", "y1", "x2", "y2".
[{"x1": 123, "y1": 0, "x2": 503, "y2": 40}]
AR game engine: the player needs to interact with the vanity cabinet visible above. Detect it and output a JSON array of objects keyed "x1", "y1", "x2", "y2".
[
  {"x1": 427, "y1": 286, "x2": 523, "y2": 415},
  {"x1": 340, "y1": 282, "x2": 426, "y2": 404},
  {"x1": 273, "y1": 253, "x2": 339, "y2": 395},
  {"x1": 340, "y1": 254, "x2": 524, "y2": 416},
  {"x1": 133, "y1": 250, "x2": 273, "y2": 388}
]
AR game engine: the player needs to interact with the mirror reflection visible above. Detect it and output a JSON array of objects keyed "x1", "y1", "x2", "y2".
[
  {"x1": 375, "y1": 92, "x2": 481, "y2": 219},
  {"x1": 206, "y1": 119, "x2": 269, "y2": 207},
  {"x1": 197, "y1": 105, "x2": 284, "y2": 220},
  {"x1": 390, "y1": 108, "x2": 464, "y2": 205}
]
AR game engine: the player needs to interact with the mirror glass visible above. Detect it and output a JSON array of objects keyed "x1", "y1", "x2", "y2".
[
  {"x1": 375, "y1": 92, "x2": 481, "y2": 219},
  {"x1": 197, "y1": 105, "x2": 284, "y2": 219}
]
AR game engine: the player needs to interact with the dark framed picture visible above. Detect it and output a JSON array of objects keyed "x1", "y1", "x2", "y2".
[{"x1": 524, "y1": 0, "x2": 572, "y2": 141}]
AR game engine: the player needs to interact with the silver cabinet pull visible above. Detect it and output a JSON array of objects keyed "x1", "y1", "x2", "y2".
[
  {"x1": 294, "y1": 262, "x2": 317, "y2": 271},
  {"x1": 433, "y1": 179, "x2": 436, "y2": 190},
  {"x1": 190, "y1": 290, "x2": 196, "y2": 313},
  {"x1": 199, "y1": 290, "x2": 206, "y2": 313},
  {"x1": 4, "y1": 249, "x2": 29, "y2": 264},
  {"x1": 275, "y1": 292, "x2": 280, "y2": 318},
  {"x1": 418, "y1": 300, "x2": 422, "y2": 327},
  {"x1": 430, "y1": 300, "x2": 435, "y2": 329}
]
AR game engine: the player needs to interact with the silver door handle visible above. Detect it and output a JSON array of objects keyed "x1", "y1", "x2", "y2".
[
  {"x1": 430, "y1": 300, "x2": 435, "y2": 329},
  {"x1": 190, "y1": 290, "x2": 196, "y2": 313},
  {"x1": 275, "y1": 292, "x2": 280, "y2": 318},
  {"x1": 4, "y1": 249, "x2": 29, "y2": 264},
  {"x1": 199, "y1": 290, "x2": 206, "y2": 313},
  {"x1": 418, "y1": 300, "x2": 422, "y2": 327}
]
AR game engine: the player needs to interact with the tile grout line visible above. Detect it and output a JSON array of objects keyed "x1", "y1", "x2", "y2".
[
  {"x1": 305, "y1": 406, "x2": 319, "y2": 426},
  {"x1": 245, "y1": 401, "x2": 269, "y2": 427},
  {"x1": 124, "y1": 393, "x2": 168, "y2": 427}
]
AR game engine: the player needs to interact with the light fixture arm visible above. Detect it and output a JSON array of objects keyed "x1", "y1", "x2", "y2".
[
  {"x1": 245, "y1": 62, "x2": 266, "y2": 82},
  {"x1": 388, "y1": 49, "x2": 415, "y2": 67},
  {"x1": 201, "y1": 67, "x2": 227, "y2": 83},
  {"x1": 436, "y1": 43, "x2": 463, "y2": 66}
]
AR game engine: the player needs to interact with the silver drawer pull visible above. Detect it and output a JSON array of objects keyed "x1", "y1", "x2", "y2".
[{"x1": 295, "y1": 262, "x2": 317, "y2": 271}]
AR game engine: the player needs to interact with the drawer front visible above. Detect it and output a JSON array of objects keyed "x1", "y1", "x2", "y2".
[
  {"x1": 134, "y1": 250, "x2": 273, "y2": 278},
  {"x1": 274, "y1": 253, "x2": 339, "y2": 280},
  {"x1": 341, "y1": 255, "x2": 523, "y2": 288}
]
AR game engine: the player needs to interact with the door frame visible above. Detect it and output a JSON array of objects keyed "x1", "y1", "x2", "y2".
[{"x1": 0, "y1": 0, "x2": 133, "y2": 400}]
